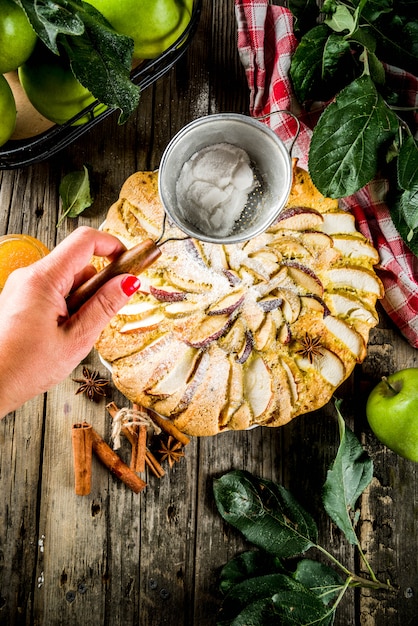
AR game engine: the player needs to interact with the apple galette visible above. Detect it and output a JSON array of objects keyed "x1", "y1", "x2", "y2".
[{"x1": 95, "y1": 164, "x2": 383, "y2": 436}]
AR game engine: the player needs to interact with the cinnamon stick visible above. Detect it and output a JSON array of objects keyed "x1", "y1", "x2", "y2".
[
  {"x1": 106, "y1": 402, "x2": 147, "y2": 472},
  {"x1": 71, "y1": 422, "x2": 93, "y2": 496},
  {"x1": 145, "y1": 449, "x2": 165, "y2": 478},
  {"x1": 107, "y1": 401, "x2": 136, "y2": 444},
  {"x1": 90, "y1": 427, "x2": 147, "y2": 494},
  {"x1": 141, "y1": 406, "x2": 191, "y2": 447},
  {"x1": 130, "y1": 424, "x2": 147, "y2": 473}
]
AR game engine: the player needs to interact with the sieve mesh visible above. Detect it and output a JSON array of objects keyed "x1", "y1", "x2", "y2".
[{"x1": 158, "y1": 113, "x2": 293, "y2": 245}]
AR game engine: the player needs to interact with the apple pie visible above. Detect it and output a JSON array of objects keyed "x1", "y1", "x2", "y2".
[{"x1": 95, "y1": 164, "x2": 383, "y2": 436}]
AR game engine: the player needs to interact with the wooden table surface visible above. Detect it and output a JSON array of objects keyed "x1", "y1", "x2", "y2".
[{"x1": 0, "y1": 2, "x2": 417, "y2": 625}]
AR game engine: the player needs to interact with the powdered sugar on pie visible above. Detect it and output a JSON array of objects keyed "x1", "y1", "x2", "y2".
[{"x1": 94, "y1": 164, "x2": 383, "y2": 436}]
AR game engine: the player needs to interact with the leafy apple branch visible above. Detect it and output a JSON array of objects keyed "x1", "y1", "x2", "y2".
[
  {"x1": 213, "y1": 399, "x2": 393, "y2": 626},
  {"x1": 288, "y1": 0, "x2": 418, "y2": 254},
  {"x1": 14, "y1": 0, "x2": 140, "y2": 123}
]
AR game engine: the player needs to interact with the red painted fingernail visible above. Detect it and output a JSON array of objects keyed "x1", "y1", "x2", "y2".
[{"x1": 121, "y1": 275, "x2": 141, "y2": 296}]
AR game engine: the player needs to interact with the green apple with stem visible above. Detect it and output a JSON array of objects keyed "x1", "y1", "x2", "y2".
[{"x1": 366, "y1": 368, "x2": 418, "y2": 462}]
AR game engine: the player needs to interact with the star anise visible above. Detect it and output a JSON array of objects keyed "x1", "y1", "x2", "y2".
[
  {"x1": 296, "y1": 333, "x2": 323, "y2": 364},
  {"x1": 72, "y1": 366, "x2": 110, "y2": 402},
  {"x1": 157, "y1": 436, "x2": 185, "y2": 468}
]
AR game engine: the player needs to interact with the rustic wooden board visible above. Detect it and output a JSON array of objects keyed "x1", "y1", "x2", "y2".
[{"x1": 0, "y1": 2, "x2": 417, "y2": 625}]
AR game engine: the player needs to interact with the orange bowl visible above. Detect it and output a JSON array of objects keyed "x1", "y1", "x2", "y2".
[{"x1": 0, "y1": 234, "x2": 49, "y2": 290}]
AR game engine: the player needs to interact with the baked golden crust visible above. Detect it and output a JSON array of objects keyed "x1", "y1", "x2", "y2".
[{"x1": 95, "y1": 165, "x2": 383, "y2": 436}]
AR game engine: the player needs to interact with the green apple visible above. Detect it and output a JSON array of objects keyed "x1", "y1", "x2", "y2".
[
  {"x1": 0, "y1": 0, "x2": 38, "y2": 74},
  {"x1": 366, "y1": 368, "x2": 418, "y2": 462},
  {"x1": 85, "y1": 0, "x2": 193, "y2": 59},
  {"x1": 0, "y1": 74, "x2": 16, "y2": 146},
  {"x1": 18, "y1": 43, "x2": 106, "y2": 126}
]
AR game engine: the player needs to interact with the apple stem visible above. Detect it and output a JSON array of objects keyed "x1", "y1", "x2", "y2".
[{"x1": 381, "y1": 375, "x2": 398, "y2": 395}]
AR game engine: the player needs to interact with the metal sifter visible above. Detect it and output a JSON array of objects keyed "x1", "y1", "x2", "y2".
[{"x1": 66, "y1": 112, "x2": 295, "y2": 314}]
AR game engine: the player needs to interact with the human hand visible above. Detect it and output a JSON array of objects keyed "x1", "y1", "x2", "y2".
[{"x1": 0, "y1": 226, "x2": 141, "y2": 418}]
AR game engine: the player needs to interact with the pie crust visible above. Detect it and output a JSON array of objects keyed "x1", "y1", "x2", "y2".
[{"x1": 94, "y1": 164, "x2": 383, "y2": 436}]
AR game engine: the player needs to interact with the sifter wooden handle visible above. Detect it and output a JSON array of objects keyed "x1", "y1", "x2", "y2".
[{"x1": 66, "y1": 238, "x2": 161, "y2": 315}]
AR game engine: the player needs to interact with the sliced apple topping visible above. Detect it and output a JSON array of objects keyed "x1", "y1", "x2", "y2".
[
  {"x1": 243, "y1": 356, "x2": 274, "y2": 419},
  {"x1": 331, "y1": 235, "x2": 380, "y2": 263},
  {"x1": 206, "y1": 290, "x2": 245, "y2": 316},
  {"x1": 173, "y1": 348, "x2": 230, "y2": 435},
  {"x1": 275, "y1": 288, "x2": 301, "y2": 323},
  {"x1": 225, "y1": 401, "x2": 252, "y2": 430},
  {"x1": 118, "y1": 300, "x2": 160, "y2": 317},
  {"x1": 270, "y1": 207, "x2": 324, "y2": 231},
  {"x1": 223, "y1": 268, "x2": 241, "y2": 287},
  {"x1": 120, "y1": 312, "x2": 166, "y2": 333},
  {"x1": 146, "y1": 346, "x2": 199, "y2": 398},
  {"x1": 163, "y1": 269, "x2": 213, "y2": 294},
  {"x1": 321, "y1": 211, "x2": 357, "y2": 235},
  {"x1": 248, "y1": 249, "x2": 280, "y2": 275},
  {"x1": 253, "y1": 313, "x2": 277, "y2": 351},
  {"x1": 183, "y1": 314, "x2": 231, "y2": 348},
  {"x1": 170, "y1": 351, "x2": 211, "y2": 415},
  {"x1": 269, "y1": 236, "x2": 312, "y2": 260},
  {"x1": 325, "y1": 292, "x2": 379, "y2": 325},
  {"x1": 325, "y1": 267, "x2": 384, "y2": 297},
  {"x1": 150, "y1": 284, "x2": 187, "y2": 302},
  {"x1": 323, "y1": 315, "x2": 366, "y2": 361},
  {"x1": 236, "y1": 330, "x2": 253, "y2": 364},
  {"x1": 295, "y1": 347, "x2": 345, "y2": 387},
  {"x1": 280, "y1": 358, "x2": 299, "y2": 404},
  {"x1": 242, "y1": 232, "x2": 274, "y2": 254},
  {"x1": 300, "y1": 294, "x2": 327, "y2": 315},
  {"x1": 164, "y1": 300, "x2": 202, "y2": 317},
  {"x1": 113, "y1": 335, "x2": 174, "y2": 393},
  {"x1": 257, "y1": 295, "x2": 283, "y2": 312},
  {"x1": 300, "y1": 231, "x2": 333, "y2": 253},
  {"x1": 219, "y1": 357, "x2": 245, "y2": 427},
  {"x1": 277, "y1": 320, "x2": 292, "y2": 344},
  {"x1": 218, "y1": 317, "x2": 246, "y2": 353},
  {"x1": 283, "y1": 261, "x2": 323, "y2": 296}
]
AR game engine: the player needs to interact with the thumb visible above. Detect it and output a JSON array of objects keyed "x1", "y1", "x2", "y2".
[{"x1": 67, "y1": 274, "x2": 141, "y2": 346}]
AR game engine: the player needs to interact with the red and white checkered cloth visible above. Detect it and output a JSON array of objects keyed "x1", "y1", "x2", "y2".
[{"x1": 235, "y1": 0, "x2": 418, "y2": 349}]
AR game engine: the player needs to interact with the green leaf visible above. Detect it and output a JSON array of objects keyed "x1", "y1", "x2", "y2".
[
  {"x1": 294, "y1": 559, "x2": 343, "y2": 605},
  {"x1": 366, "y1": 51, "x2": 385, "y2": 85},
  {"x1": 322, "y1": 400, "x2": 373, "y2": 545},
  {"x1": 324, "y1": 5, "x2": 355, "y2": 34},
  {"x1": 18, "y1": 0, "x2": 85, "y2": 53},
  {"x1": 17, "y1": 0, "x2": 140, "y2": 123},
  {"x1": 213, "y1": 470, "x2": 318, "y2": 558},
  {"x1": 290, "y1": 25, "x2": 330, "y2": 103},
  {"x1": 322, "y1": 33, "x2": 351, "y2": 82},
  {"x1": 308, "y1": 74, "x2": 399, "y2": 198},
  {"x1": 393, "y1": 137, "x2": 418, "y2": 242},
  {"x1": 219, "y1": 573, "x2": 304, "y2": 623},
  {"x1": 58, "y1": 165, "x2": 93, "y2": 226},
  {"x1": 218, "y1": 574, "x2": 333, "y2": 626},
  {"x1": 60, "y1": 2, "x2": 140, "y2": 123},
  {"x1": 390, "y1": 188, "x2": 418, "y2": 255},
  {"x1": 349, "y1": 26, "x2": 377, "y2": 51},
  {"x1": 271, "y1": 588, "x2": 334, "y2": 625},
  {"x1": 219, "y1": 551, "x2": 283, "y2": 595},
  {"x1": 354, "y1": 0, "x2": 393, "y2": 23},
  {"x1": 398, "y1": 136, "x2": 418, "y2": 191},
  {"x1": 400, "y1": 187, "x2": 418, "y2": 241},
  {"x1": 218, "y1": 597, "x2": 278, "y2": 626}
]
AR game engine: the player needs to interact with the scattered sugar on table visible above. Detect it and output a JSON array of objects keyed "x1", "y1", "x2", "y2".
[{"x1": 176, "y1": 143, "x2": 257, "y2": 237}]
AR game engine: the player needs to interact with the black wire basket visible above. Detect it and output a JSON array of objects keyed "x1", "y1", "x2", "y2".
[{"x1": 0, "y1": 0, "x2": 202, "y2": 170}]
